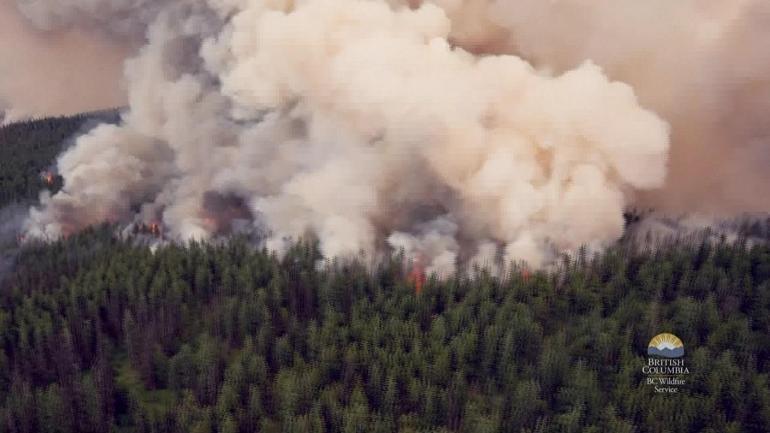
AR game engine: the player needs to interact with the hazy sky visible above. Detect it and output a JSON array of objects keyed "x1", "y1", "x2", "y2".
[{"x1": 0, "y1": 1, "x2": 129, "y2": 122}]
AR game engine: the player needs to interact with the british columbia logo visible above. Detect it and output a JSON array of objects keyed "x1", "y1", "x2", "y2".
[
  {"x1": 642, "y1": 332, "x2": 689, "y2": 393},
  {"x1": 647, "y1": 333, "x2": 684, "y2": 358}
]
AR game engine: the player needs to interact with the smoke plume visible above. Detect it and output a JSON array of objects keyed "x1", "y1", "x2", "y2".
[
  {"x1": 19, "y1": 0, "x2": 670, "y2": 271},
  {"x1": 16, "y1": 0, "x2": 767, "y2": 271},
  {"x1": 416, "y1": 0, "x2": 770, "y2": 215}
]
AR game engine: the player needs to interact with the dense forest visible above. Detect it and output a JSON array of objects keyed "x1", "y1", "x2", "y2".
[
  {"x1": 0, "y1": 226, "x2": 768, "y2": 433},
  {"x1": 0, "y1": 111, "x2": 119, "y2": 207},
  {"x1": 1, "y1": 116, "x2": 769, "y2": 432}
]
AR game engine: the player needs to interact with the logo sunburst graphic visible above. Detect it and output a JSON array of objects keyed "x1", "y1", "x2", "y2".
[{"x1": 647, "y1": 333, "x2": 684, "y2": 358}]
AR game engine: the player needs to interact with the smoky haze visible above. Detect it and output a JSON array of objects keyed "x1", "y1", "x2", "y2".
[
  {"x1": 8, "y1": 0, "x2": 769, "y2": 272},
  {"x1": 428, "y1": 0, "x2": 770, "y2": 215},
  {"x1": 0, "y1": 1, "x2": 130, "y2": 122}
]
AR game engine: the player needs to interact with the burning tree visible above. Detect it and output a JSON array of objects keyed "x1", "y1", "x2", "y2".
[
  {"x1": 407, "y1": 256, "x2": 427, "y2": 295},
  {"x1": 40, "y1": 171, "x2": 55, "y2": 187}
]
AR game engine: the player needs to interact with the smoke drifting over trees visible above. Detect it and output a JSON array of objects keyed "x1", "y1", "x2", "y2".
[{"x1": 7, "y1": 0, "x2": 770, "y2": 269}]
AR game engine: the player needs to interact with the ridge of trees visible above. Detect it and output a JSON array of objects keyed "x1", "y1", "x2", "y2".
[
  {"x1": 0, "y1": 110, "x2": 121, "y2": 207},
  {"x1": 0, "y1": 226, "x2": 768, "y2": 432}
]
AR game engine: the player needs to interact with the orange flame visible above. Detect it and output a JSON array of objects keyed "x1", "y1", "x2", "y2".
[
  {"x1": 41, "y1": 171, "x2": 55, "y2": 187},
  {"x1": 521, "y1": 267, "x2": 531, "y2": 282},
  {"x1": 139, "y1": 221, "x2": 162, "y2": 237},
  {"x1": 408, "y1": 258, "x2": 426, "y2": 295},
  {"x1": 203, "y1": 217, "x2": 217, "y2": 231}
]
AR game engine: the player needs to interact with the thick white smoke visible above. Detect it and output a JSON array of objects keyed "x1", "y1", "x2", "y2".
[
  {"x1": 22, "y1": 0, "x2": 670, "y2": 272},
  {"x1": 409, "y1": 0, "x2": 770, "y2": 215},
  {"x1": 18, "y1": 0, "x2": 668, "y2": 272}
]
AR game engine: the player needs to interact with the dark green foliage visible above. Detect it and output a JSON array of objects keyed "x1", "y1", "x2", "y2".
[
  {"x1": 1, "y1": 114, "x2": 769, "y2": 431},
  {"x1": 0, "y1": 227, "x2": 768, "y2": 432},
  {"x1": 0, "y1": 111, "x2": 119, "y2": 207}
]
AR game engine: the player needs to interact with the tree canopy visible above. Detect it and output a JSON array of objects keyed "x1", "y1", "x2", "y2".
[{"x1": 0, "y1": 226, "x2": 768, "y2": 433}]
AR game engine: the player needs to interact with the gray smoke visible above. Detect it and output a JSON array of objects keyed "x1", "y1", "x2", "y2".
[
  {"x1": 15, "y1": 0, "x2": 766, "y2": 271},
  {"x1": 626, "y1": 212, "x2": 770, "y2": 251},
  {"x1": 21, "y1": 0, "x2": 671, "y2": 272},
  {"x1": 417, "y1": 0, "x2": 770, "y2": 216}
]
